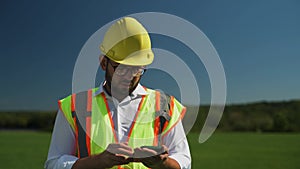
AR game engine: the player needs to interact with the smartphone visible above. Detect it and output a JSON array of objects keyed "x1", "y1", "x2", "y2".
[{"x1": 140, "y1": 146, "x2": 163, "y2": 152}]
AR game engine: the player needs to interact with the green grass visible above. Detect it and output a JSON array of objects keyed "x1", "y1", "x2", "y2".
[
  {"x1": 0, "y1": 131, "x2": 299, "y2": 169},
  {"x1": 0, "y1": 130, "x2": 51, "y2": 169},
  {"x1": 188, "y1": 132, "x2": 300, "y2": 169}
]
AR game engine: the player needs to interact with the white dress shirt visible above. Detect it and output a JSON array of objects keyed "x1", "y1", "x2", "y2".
[{"x1": 44, "y1": 83, "x2": 191, "y2": 169}]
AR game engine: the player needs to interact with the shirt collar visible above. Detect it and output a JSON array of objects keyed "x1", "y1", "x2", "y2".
[{"x1": 94, "y1": 82, "x2": 148, "y2": 97}]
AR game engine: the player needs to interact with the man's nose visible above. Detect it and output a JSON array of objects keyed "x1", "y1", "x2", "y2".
[{"x1": 122, "y1": 69, "x2": 135, "y2": 80}]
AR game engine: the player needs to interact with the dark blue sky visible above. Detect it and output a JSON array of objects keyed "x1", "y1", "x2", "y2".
[{"x1": 1, "y1": 0, "x2": 299, "y2": 110}]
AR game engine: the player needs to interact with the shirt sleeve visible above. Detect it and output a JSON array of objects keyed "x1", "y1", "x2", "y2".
[
  {"x1": 163, "y1": 120, "x2": 191, "y2": 169},
  {"x1": 44, "y1": 110, "x2": 78, "y2": 169}
]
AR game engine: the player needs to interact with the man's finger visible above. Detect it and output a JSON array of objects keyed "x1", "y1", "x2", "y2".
[
  {"x1": 140, "y1": 147, "x2": 158, "y2": 155},
  {"x1": 117, "y1": 148, "x2": 134, "y2": 156},
  {"x1": 107, "y1": 143, "x2": 133, "y2": 155}
]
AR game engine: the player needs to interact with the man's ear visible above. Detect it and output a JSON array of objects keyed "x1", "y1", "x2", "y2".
[{"x1": 99, "y1": 55, "x2": 107, "y2": 70}]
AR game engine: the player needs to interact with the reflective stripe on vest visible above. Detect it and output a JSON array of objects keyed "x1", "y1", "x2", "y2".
[
  {"x1": 58, "y1": 87, "x2": 186, "y2": 169},
  {"x1": 70, "y1": 90, "x2": 93, "y2": 157}
]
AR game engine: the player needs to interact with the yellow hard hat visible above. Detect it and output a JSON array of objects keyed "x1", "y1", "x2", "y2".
[{"x1": 100, "y1": 17, "x2": 154, "y2": 66}]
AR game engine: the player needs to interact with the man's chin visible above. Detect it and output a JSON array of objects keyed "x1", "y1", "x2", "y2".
[{"x1": 111, "y1": 86, "x2": 130, "y2": 95}]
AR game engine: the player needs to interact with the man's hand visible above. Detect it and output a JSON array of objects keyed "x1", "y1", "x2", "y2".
[
  {"x1": 72, "y1": 142, "x2": 133, "y2": 169},
  {"x1": 132, "y1": 145, "x2": 180, "y2": 169},
  {"x1": 97, "y1": 142, "x2": 134, "y2": 168}
]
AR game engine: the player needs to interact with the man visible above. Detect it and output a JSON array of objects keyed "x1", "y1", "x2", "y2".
[{"x1": 45, "y1": 17, "x2": 191, "y2": 169}]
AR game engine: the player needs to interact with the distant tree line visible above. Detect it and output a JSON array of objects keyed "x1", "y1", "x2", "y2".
[
  {"x1": 190, "y1": 100, "x2": 300, "y2": 132},
  {"x1": 0, "y1": 100, "x2": 300, "y2": 132},
  {"x1": 0, "y1": 111, "x2": 56, "y2": 131}
]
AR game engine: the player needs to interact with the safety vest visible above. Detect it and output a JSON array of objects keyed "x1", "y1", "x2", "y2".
[{"x1": 58, "y1": 87, "x2": 186, "y2": 169}]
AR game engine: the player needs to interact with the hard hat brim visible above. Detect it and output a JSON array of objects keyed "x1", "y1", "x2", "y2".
[{"x1": 108, "y1": 49, "x2": 154, "y2": 66}]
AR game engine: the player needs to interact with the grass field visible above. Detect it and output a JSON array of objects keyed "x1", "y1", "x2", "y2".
[
  {"x1": 0, "y1": 131, "x2": 299, "y2": 169},
  {"x1": 0, "y1": 131, "x2": 51, "y2": 169},
  {"x1": 188, "y1": 132, "x2": 300, "y2": 169}
]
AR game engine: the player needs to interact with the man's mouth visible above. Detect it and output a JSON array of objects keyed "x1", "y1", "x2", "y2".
[{"x1": 119, "y1": 81, "x2": 131, "y2": 87}]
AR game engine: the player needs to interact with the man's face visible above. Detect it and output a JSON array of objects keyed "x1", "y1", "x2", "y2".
[{"x1": 101, "y1": 56, "x2": 145, "y2": 97}]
